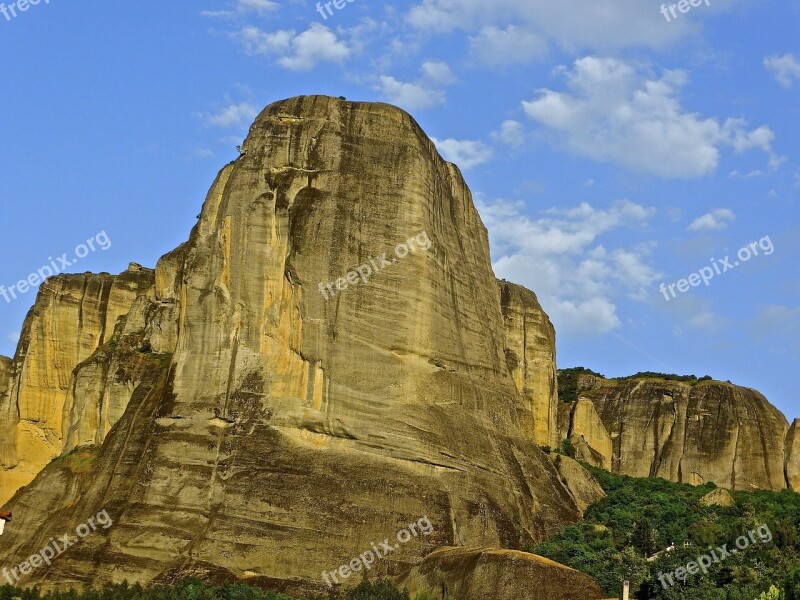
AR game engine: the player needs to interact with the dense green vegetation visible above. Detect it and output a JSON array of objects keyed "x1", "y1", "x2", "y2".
[
  {"x1": 532, "y1": 466, "x2": 800, "y2": 599},
  {"x1": 0, "y1": 580, "x2": 443, "y2": 600},
  {"x1": 613, "y1": 372, "x2": 714, "y2": 384},
  {"x1": 557, "y1": 367, "x2": 604, "y2": 403}
]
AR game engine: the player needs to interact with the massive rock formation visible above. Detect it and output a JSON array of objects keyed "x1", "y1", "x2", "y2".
[
  {"x1": 0, "y1": 268, "x2": 154, "y2": 506},
  {"x1": 558, "y1": 372, "x2": 796, "y2": 491},
  {"x1": 0, "y1": 96, "x2": 587, "y2": 594}
]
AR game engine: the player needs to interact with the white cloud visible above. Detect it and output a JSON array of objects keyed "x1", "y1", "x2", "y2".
[
  {"x1": 5, "y1": 332, "x2": 19, "y2": 345},
  {"x1": 521, "y1": 57, "x2": 774, "y2": 178},
  {"x1": 687, "y1": 309, "x2": 722, "y2": 331},
  {"x1": 236, "y1": 23, "x2": 352, "y2": 70},
  {"x1": 197, "y1": 101, "x2": 259, "y2": 128},
  {"x1": 431, "y1": 138, "x2": 493, "y2": 169},
  {"x1": 687, "y1": 208, "x2": 735, "y2": 232},
  {"x1": 469, "y1": 25, "x2": 547, "y2": 66},
  {"x1": 420, "y1": 61, "x2": 457, "y2": 85},
  {"x1": 202, "y1": 0, "x2": 277, "y2": 18},
  {"x1": 377, "y1": 61, "x2": 457, "y2": 110},
  {"x1": 491, "y1": 120, "x2": 526, "y2": 149},
  {"x1": 479, "y1": 197, "x2": 659, "y2": 334},
  {"x1": 192, "y1": 146, "x2": 216, "y2": 159},
  {"x1": 406, "y1": 0, "x2": 727, "y2": 51},
  {"x1": 764, "y1": 54, "x2": 800, "y2": 88},
  {"x1": 378, "y1": 76, "x2": 445, "y2": 110}
]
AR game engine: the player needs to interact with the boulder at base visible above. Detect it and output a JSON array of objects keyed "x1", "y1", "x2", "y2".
[
  {"x1": 699, "y1": 487, "x2": 735, "y2": 507},
  {"x1": 398, "y1": 547, "x2": 606, "y2": 600}
]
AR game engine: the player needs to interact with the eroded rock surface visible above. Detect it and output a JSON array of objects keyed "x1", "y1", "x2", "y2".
[
  {"x1": 398, "y1": 547, "x2": 606, "y2": 600},
  {"x1": 0, "y1": 267, "x2": 154, "y2": 505},
  {"x1": 786, "y1": 419, "x2": 800, "y2": 492},
  {"x1": 549, "y1": 454, "x2": 606, "y2": 514},
  {"x1": 564, "y1": 398, "x2": 612, "y2": 469},
  {"x1": 700, "y1": 488, "x2": 735, "y2": 507},
  {"x1": 0, "y1": 97, "x2": 581, "y2": 592},
  {"x1": 559, "y1": 374, "x2": 793, "y2": 491},
  {"x1": 498, "y1": 281, "x2": 559, "y2": 447}
]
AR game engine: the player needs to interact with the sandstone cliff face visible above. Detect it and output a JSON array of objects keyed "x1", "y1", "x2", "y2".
[
  {"x1": 498, "y1": 281, "x2": 558, "y2": 447},
  {"x1": 559, "y1": 374, "x2": 792, "y2": 491},
  {"x1": 0, "y1": 355, "x2": 11, "y2": 394},
  {"x1": 563, "y1": 398, "x2": 612, "y2": 470},
  {"x1": 548, "y1": 454, "x2": 606, "y2": 515},
  {"x1": 787, "y1": 419, "x2": 800, "y2": 492},
  {"x1": 0, "y1": 267, "x2": 154, "y2": 506},
  {"x1": 0, "y1": 97, "x2": 579, "y2": 592},
  {"x1": 398, "y1": 547, "x2": 605, "y2": 600}
]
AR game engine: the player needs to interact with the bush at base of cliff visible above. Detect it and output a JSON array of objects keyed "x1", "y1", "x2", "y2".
[{"x1": 0, "y1": 580, "x2": 441, "y2": 600}]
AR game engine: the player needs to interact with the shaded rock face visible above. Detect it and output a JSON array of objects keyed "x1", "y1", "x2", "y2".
[
  {"x1": 0, "y1": 268, "x2": 155, "y2": 506},
  {"x1": 0, "y1": 97, "x2": 578, "y2": 591},
  {"x1": 398, "y1": 547, "x2": 606, "y2": 600},
  {"x1": 787, "y1": 420, "x2": 800, "y2": 492},
  {"x1": 548, "y1": 454, "x2": 605, "y2": 515},
  {"x1": 560, "y1": 375, "x2": 791, "y2": 491},
  {"x1": 498, "y1": 281, "x2": 558, "y2": 447},
  {"x1": 0, "y1": 355, "x2": 11, "y2": 394},
  {"x1": 563, "y1": 398, "x2": 612, "y2": 470}
]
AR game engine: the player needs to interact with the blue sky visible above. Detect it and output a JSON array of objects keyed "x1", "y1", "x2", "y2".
[{"x1": 0, "y1": 0, "x2": 798, "y2": 418}]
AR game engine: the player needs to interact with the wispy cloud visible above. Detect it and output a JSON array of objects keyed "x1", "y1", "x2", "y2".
[
  {"x1": 491, "y1": 120, "x2": 526, "y2": 149},
  {"x1": 432, "y1": 138, "x2": 493, "y2": 169},
  {"x1": 479, "y1": 197, "x2": 659, "y2": 334},
  {"x1": 202, "y1": 0, "x2": 278, "y2": 19},
  {"x1": 522, "y1": 57, "x2": 774, "y2": 178},
  {"x1": 196, "y1": 101, "x2": 259, "y2": 129},
  {"x1": 764, "y1": 54, "x2": 800, "y2": 88},
  {"x1": 377, "y1": 60, "x2": 457, "y2": 110},
  {"x1": 236, "y1": 23, "x2": 352, "y2": 70},
  {"x1": 687, "y1": 208, "x2": 735, "y2": 232}
]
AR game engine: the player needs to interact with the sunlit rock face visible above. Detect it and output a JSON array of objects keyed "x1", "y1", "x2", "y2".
[
  {"x1": 559, "y1": 374, "x2": 792, "y2": 491},
  {"x1": 0, "y1": 97, "x2": 579, "y2": 593},
  {"x1": 498, "y1": 281, "x2": 559, "y2": 448},
  {"x1": 0, "y1": 267, "x2": 154, "y2": 506},
  {"x1": 786, "y1": 419, "x2": 800, "y2": 492},
  {"x1": 398, "y1": 547, "x2": 606, "y2": 600}
]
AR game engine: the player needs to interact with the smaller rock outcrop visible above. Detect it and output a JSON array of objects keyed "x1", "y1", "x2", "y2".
[
  {"x1": 699, "y1": 488, "x2": 735, "y2": 508},
  {"x1": 786, "y1": 420, "x2": 800, "y2": 492},
  {"x1": 563, "y1": 398, "x2": 612, "y2": 469},
  {"x1": 0, "y1": 268, "x2": 155, "y2": 505},
  {"x1": 558, "y1": 371, "x2": 796, "y2": 491},
  {"x1": 549, "y1": 454, "x2": 606, "y2": 514},
  {"x1": 0, "y1": 355, "x2": 11, "y2": 393},
  {"x1": 398, "y1": 547, "x2": 605, "y2": 600}
]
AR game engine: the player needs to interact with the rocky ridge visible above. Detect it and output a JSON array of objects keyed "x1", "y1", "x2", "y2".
[{"x1": 558, "y1": 371, "x2": 797, "y2": 492}]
